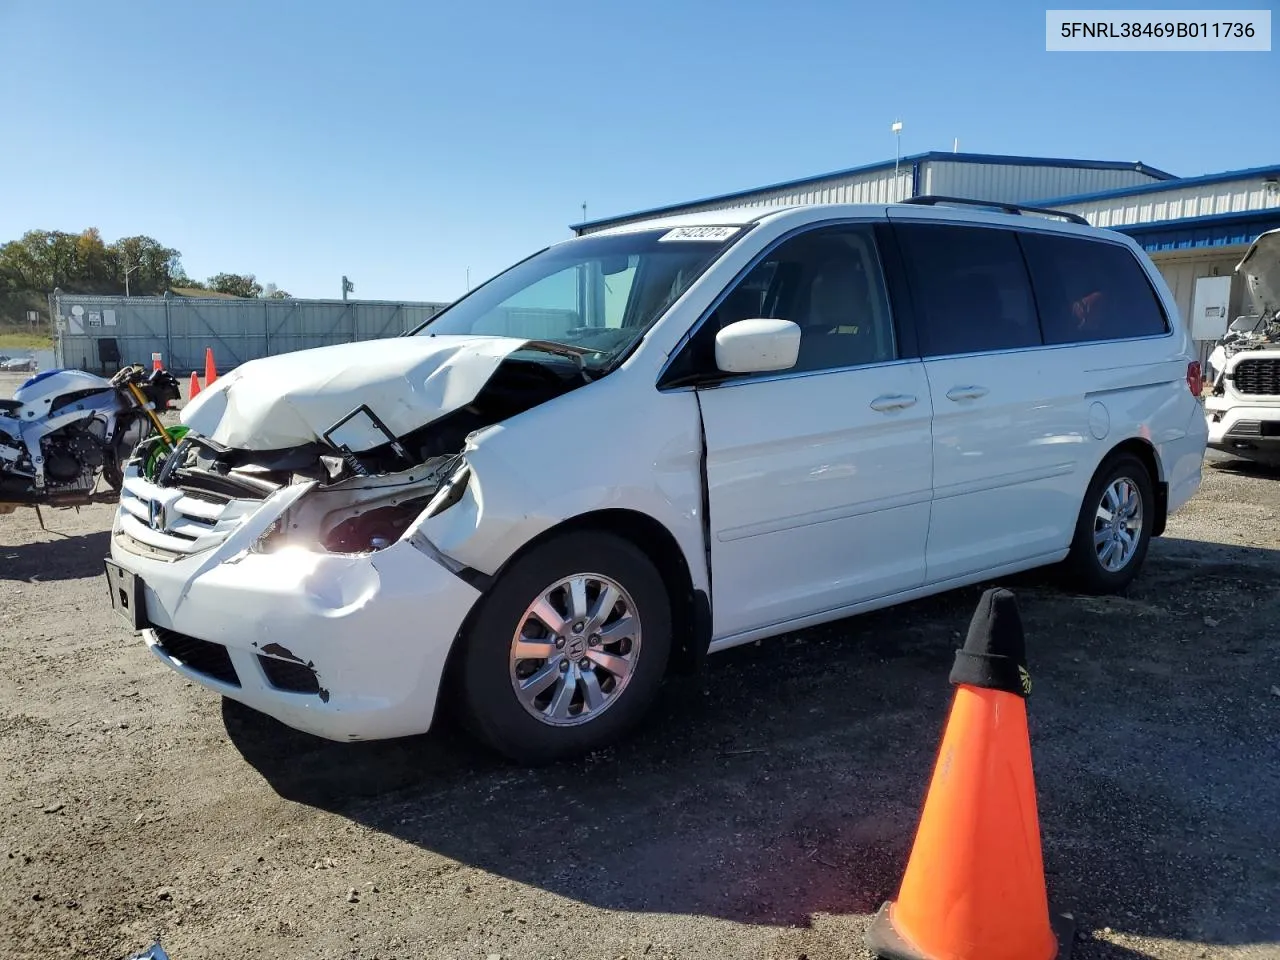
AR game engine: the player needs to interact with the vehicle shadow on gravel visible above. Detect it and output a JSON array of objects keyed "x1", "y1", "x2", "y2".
[
  {"x1": 227, "y1": 540, "x2": 1280, "y2": 952},
  {"x1": 0, "y1": 529, "x2": 109, "y2": 582},
  {"x1": 1205, "y1": 453, "x2": 1280, "y2": 479}
]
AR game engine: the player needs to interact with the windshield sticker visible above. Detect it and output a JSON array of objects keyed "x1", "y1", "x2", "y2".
[{"x1": 658, "y1": 226, "x2": 742, "y2": 242}]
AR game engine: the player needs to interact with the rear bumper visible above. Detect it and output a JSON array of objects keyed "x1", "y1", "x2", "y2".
[{"x1": 108, "y1": 474, "x2": 482, "y2": 741}]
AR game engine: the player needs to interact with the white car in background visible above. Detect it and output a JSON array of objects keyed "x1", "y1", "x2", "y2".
[
  {"x1": 1, "y1": 356, "x2": 37, "y2": 372},
  {"x1": 103, "y1": 199, "x2": 1207, "y2": 763},
  {"x1": 1206, "y1": 228, "x2": 1280, "y2": 466}
]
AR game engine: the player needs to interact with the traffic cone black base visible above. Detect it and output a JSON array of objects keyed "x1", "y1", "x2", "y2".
[{"x1": 867, "y1": 902, "x2": 1076, "y2": 960}]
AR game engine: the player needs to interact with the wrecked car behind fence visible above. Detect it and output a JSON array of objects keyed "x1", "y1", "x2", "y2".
[{"x1": 102, "y1": 202, "x2": 1207, "y2": 764}]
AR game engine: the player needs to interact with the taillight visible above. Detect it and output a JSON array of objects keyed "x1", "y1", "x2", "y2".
[{"x1": 1187, "y1": 361, "x2": 1203, "y2": 397}]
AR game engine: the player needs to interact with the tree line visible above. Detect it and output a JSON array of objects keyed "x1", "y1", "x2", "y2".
[{"x1": 0, "y1": 228, "x2": 290, "y2": 300}]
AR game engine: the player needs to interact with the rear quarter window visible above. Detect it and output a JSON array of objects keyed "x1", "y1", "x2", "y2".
[{"x1": 1017, "y1": 232, "x2": 1170, "y2": 345}]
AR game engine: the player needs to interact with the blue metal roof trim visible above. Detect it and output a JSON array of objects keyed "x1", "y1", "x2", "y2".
[
  {"x1": 1032, "y1": 163, "x2": 1280, "y2": 207},
  {"x1": 573, "y1": 151, "x2": 1176, "y2": 232},
  {"x1": 1109, "y1": 208, "x2": 1280, "y2": 252}
]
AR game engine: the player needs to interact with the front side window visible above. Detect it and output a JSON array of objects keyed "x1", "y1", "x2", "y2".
[
  {"x1": 1017, "y1": 231, "x2": 1170, "y2": 344},
  {"x1": 664, "y1": 223, "x2": 897, "y2": 383},
  {"x1": 894, "y1": 223, "x2": 1042, "y2": 357},
  {"x1": 412, "y1": 227, "x2": 745, "y2": 372}
]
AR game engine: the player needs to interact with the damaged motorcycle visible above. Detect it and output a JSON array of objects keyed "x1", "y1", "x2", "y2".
[{"x1": 0, "y1": 364, "x2": 183, "y2": 519}]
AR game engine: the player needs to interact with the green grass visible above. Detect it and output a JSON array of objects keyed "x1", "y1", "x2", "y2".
[{"x1": 0, "y1": 331, "x2": 53, "y2": 349}]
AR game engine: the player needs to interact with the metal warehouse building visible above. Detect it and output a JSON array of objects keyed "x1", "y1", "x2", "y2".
[{"x1": 574, "y1": 152, "x2": 1280, "y2": 360}]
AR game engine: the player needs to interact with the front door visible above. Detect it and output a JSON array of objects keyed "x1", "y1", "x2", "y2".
[{"x1": 667, "y1": 222, "x2": 935, "y2": 641}]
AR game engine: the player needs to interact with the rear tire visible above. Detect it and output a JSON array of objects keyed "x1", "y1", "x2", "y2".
[
  {"x1": 455, "y1": 530, "x2": 672, "y2": 764},
  {"x1": 1065, "y1": 452, "x2": 1155, "y2": 594}
]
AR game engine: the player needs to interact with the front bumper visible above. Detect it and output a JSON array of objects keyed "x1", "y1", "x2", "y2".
[
  {"x1": 108, "y1": 470, "x2": 482, "y2": 741},
  {"x1": 1205, "y1": 397, "x2": 1280, "y2": 458}
]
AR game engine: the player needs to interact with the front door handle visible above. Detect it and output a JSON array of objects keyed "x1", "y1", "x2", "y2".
[
  {"x1": 869, "y1": 393, "x2": 918, "y2": 412},
  {"x1": 946, "y1": 385, "x2": 989, "y2": 402}
]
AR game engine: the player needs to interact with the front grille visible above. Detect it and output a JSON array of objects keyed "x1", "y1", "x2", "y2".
[
  {"x1": 117, "y1": 467, "x2": 265, "y2": 559},
  {"x1": 1233, "y1": 358, "x2": 1280, "y2": 395},
  {"x1": 258, "y1": 655, "x2": 322, "y2": 696},
  {"x1": 153, "y1": 628, "x2": 240, "y2": 687},
  {"x1": 178, "y1": 487, "x2": 233, "y2": 506}
]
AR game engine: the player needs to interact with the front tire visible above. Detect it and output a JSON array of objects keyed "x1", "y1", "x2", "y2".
[
  {"x1": 456, "y1": 530, "x2": 672, "y2": 764},
  {"x1": 1065, "y1": 452, "x2": 1155, "y2": 594}
]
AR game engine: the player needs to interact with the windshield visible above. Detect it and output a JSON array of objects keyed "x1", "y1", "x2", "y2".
[{"x1": 411, "y1": 226, "x2": 747, "y2": 369}]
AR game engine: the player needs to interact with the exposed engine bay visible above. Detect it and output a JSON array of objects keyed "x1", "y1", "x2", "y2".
[
  {"x1": 126, "y1": 340, "x2": 594, "y2": 557},
  {"x1": 1206, "y1": 227, "x2": 1280, "y2": 395}
]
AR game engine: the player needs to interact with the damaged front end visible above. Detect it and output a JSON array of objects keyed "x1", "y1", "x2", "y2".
[
  {"x1": 107, "y1": 337, "x2": 601, "y2": 741},
  {"x1": 117, "y1": 336, "x2": 593, "y2": 564}
]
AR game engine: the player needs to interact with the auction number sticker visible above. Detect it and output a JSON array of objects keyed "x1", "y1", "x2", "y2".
[
  {"x1": 1047, "y1": 9, "x2": 1271, "y2": 50},
  {"x1": 659, "y1": 226, "x2": 742, "y2": 242}
]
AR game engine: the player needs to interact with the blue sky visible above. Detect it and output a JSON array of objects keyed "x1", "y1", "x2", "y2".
[{"x1": 1, "y1": 0, "x2": 1275, "y2": 302}]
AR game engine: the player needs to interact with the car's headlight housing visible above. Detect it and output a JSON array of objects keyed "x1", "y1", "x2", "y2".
[{"x1": 249, "y1": 518, "x2": 285, "y2": 554}]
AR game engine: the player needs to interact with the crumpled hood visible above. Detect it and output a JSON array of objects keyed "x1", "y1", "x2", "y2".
[
  {"x1": 1237, "y1": 226, "x2": 1280, "y2": 312},
  {"x1": 181, "y1": 335, "x2": 531, "y2": 451}
]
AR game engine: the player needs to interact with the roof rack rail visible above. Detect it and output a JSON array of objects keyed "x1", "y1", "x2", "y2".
[{"x1": 899, "y1": 194, "x2": 1091, "y2": 227}]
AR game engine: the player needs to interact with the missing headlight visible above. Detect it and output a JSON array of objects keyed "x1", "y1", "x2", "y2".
[{"x1": 322, "y1": 500, "x2": 431, "y2": 554}]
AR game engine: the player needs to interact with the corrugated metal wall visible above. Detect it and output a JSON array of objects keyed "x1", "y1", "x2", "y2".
[
  {"x1": 1057, "y1": 179, "x2": 1280, "y2": 228},
  {"x1": 920, "y1": 162, "x2": 1159, "y2": 204},
  {"x1": 1151, "y1": 249, "x2": 1249, "y2": 324},
  {"x1": 53, "y1": 294, "x2": 449, "y2": 374},
  {"x1": 578, "y1": 168, "x2": 913, "y2": 234}
]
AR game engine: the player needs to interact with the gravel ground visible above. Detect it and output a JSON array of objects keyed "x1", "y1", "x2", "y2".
[{"x1": 2, "y1": 370, "x2": 1278, "y2": 960}]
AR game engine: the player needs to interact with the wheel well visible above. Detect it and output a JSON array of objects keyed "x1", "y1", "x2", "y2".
[
  {"x1": 434, "y1": 509, "x2": 710, "y2": 722},
  {"x1": 536, "y1": 510, "x2": 710, "y2": 677},
  {"x1": 1103, "y1": 437, "x2": 1167, "y2": 537}
]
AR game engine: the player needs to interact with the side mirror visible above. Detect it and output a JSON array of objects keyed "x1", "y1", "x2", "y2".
[{"x1": 714, "y1": 318, "x2": 801, "y2": 374}]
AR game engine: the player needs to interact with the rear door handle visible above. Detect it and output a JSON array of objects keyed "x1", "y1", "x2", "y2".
[
  {"x1": 869, "y1": 394, "x2": 918, "y2": 412},
  {"x1": 946, "y1": 385, "x2": 989, "y2": 402}
]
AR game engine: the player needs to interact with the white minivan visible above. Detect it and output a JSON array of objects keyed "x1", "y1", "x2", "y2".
[{"x1": 103, "y1": 199, "x2": 1208, "y2": 762}]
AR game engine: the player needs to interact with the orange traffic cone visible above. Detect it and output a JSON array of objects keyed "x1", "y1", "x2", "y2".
[
  {"x1": 188, "y1": 370, "x2": 201, "y2": 399},
  {"x1": 866, "y1": 588, "x2": 1074, "y2": 960},
  {"x1": 204, "y1": 347, "x2": 217, "y2": 386}
]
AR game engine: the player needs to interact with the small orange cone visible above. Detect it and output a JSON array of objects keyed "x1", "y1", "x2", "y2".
[
  {"x1": 866, "y1": 588, "x2": 1074, "y2": 960},
  {"x1": 204, "y1": 347, "x2": 217, "y2": 386},
  {"x1": 188, "y1": 371, "x2": 201, "y2": 399}
]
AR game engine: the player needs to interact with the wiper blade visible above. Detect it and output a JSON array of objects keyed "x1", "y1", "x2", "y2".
[
  {"x1": 520, "y1": 339, "x2": 595, "y2": 360},
  {"x1": 519, "y1": 339, "x2": 600, "y2": 383}
]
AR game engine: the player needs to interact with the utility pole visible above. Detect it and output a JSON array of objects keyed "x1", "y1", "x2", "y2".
[
  {"x1": 342, "y1": 275, "x2": 354, "y2": 301},
  {"x1": 122, "y1": 255, "x2": 139, "y2": 297},
  {"x1": 891, "y1": 120, "x2": 904, "y2": 201},
  {"x1": 582, "y1": 201, "x2": 587, "y2": 225}
]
